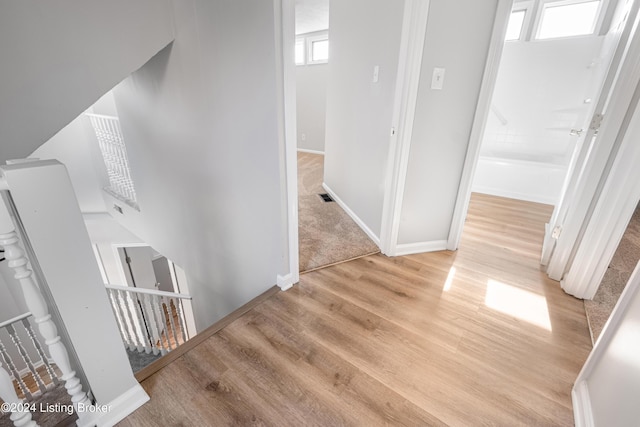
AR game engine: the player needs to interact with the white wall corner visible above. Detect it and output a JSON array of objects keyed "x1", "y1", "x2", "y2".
[
  {"x1": 322, "y1": 183, "x2": 381, "y2": 247},
  {"x1": 77, "y1": 384, "x2": 149, "y2": 427},
  {"x1": 572, "y1": 381, "x2": 594, "y2": 427},
  {"x1": 394, "y1": 240, "x2": 448, "y2": 256},
  {"x1": 277, "y1": 273, "x2": 296, "y2": 291}
]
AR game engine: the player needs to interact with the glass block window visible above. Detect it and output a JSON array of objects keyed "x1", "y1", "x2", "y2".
[{"x1": 87, "y1": 114, "x2": 139, "y2": 210}]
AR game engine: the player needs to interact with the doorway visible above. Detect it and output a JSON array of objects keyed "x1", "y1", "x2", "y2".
[
  {"x1": 293, "y1": 0, "x2": 380, "y2": 273},
  {"x1": 459, "y1": 0, "x2": 630, "y2": 267}
]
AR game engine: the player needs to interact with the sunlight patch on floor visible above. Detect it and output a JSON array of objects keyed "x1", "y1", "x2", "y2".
[
  {"x1": 443, "y1": 266, "x2": 456, "y2": 292},
  {"x1": 485, "y1": 279, "x2": 552, "y2": 331}
]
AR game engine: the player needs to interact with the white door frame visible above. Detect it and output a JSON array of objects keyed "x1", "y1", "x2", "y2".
[
  {"x1": 380, "y1": 0, "x2": 430, "y2": 256},
  {"x1": 545, "y1": 0, "x2": 640, "y2": 282},
  {"x1": 572, "y1": 261, "x2": 640, "y2": 426},
  {"x1": 277, "y1": 0, "x2": 299, "y2": 290},
  {"x1": 445, "y1": 0, "x2": 514, "y2": 250},
  {"x1": 562, "y1": 71, "x2": 640, "y2": 298}
]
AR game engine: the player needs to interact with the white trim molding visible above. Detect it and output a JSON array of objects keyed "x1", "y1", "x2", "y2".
[
  {"x1": 322, "y1": 183, "x2": 381, "y2": 246},
  {"x1": 561, "y1": 77, "x2": 640, "y2": 298},
  {"x1": 571, "y1": 261, "x2": 640, "y2": 426},
  {"x1": 78, "y1": 384, "x2": 149, "y2": 427},
  {"x1": 277, "y1": 273, "x2": 295, "y2": 291},
  {"x1": 276, "y1": 0, "x2": 300, "y2": 288},
  {"x1": 447, "y1": 0, "x2": 514, "y2": 251},
  {"x1": 545, "y1": 0, "x2": 640, "y2": 280},
  {"x1": 297, "y1": 148, "x2": 324, "y2": 155},
  {"x1": 394, "y1": 240, "x2": 448, "y2": 256},
  {"x1": 380, "y1": 0, "x2": 430, "y2": 256},
  {"x1": 572, "y1": 381, "x2": 595, "y2": 427}
]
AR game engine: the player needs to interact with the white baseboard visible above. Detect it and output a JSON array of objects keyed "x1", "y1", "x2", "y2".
[
  {"x1": 572, "y1": 381, "x2": 594, "y2": 427},
  {"x1": 297, "y1": 148, "x2": 324, "y2": 155},
  {"x1": 472, "y1": 186, "x2": 556, "y2": 205},
  {"x1": 78, "y1": 384, "x2": 149, "y2": 427},
  {"x1": 394, "y1": 240, "x2": 448, "y2": 256},
  {"x1": 277, "y1": 273, "x2": 296, "y2": 291},
  {"x1": 322, "y1": 183, "x2": 381, "y2": 246}
]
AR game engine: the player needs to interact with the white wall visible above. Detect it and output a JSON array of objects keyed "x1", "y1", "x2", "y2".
[
  {"x1": 105, "y1": 0, "x2": 282, "y2": 331},
  {"x1": 84, "y1": 213, "x2": 145, "y2": 285},
  {"x1": 397, "y1": 0, "x2": 499, "y2": 245},
  {"x1": 296, "y1": 63, "x2": 328, "y2": 152},
  {"x1": 0, "y1": 0, "x2": 174, "y2": 163},
  {"x1": 324, "y1": 0, "x2": 406, "y2": 239},
  {"x1": 30, "y1": 115, "x2": 107, "y2": 213}
]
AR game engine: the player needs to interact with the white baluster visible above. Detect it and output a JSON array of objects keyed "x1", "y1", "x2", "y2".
[
  {"x1": 118, "y1": 290, "x2": 143, "y2": 352},
  {"x1": 175, "y1": 299, "x2": 188, "y2": 344},
  {"x1": 0, "y1": 365, "x2": 37, "y2": 427},
  {"x1": 140, "y1": 294, "x2": 160, "y2": 355},
  {"x1": 130, "y1": 294, "x2": 151, "y2": 354},
  {"x1": 0, "y1": 228, "x2": 92, "y2": 415},
  {"x1": 0, "y1": 338, "x2": 30, "y2": 401},
  {"x1": 150, "y1": 295, "x2": 169, "y2": 356},
  {"x1": 107, "y1": 290, "x2": 132, "y2": 351},
  {"x1": 21, "y1": 318, "x2": 58, "y2": 387},
  {"x1": 6, "y1": 324, "x2": 46, "y2": 394},
  {"x1": 164, "y1": 297, "x2": 179, "y2": 351}
]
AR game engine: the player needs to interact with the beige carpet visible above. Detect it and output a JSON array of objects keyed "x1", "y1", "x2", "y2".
[
  {"x1": 298, "y1": 152, "x2": 379, "y2": 273},
  {"x1": 584, "y1": 201, "x2": 640, "y2": 343}
]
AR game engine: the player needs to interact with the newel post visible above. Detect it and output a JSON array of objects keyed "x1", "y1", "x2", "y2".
[
  {"x1": 1, "y1": 160, "x2": 148, "y2": 426},
  {"x1": 0, "y1": 181, "x2": 93, "y2": 419}
]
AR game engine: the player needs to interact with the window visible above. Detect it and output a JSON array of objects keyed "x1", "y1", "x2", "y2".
[
  {"x1": 536, "y1": 0, "x2": 603, "y2": 39},
  {"x1": 295, "y1": 38, "x2": 305, "y2": 65},
  {"x1": 506, "y1": 9, "x2": 527, "y2": 41},
  {"x1": 87, "y1": 113, "x2": 139, "y2": 210},
  {"x1": 306, "y1": 34, "x2": 329, "y2": 64}
]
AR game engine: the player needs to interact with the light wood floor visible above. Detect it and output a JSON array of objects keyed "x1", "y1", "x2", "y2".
[{"x1": 118, "y1": 193, "x2": 592, "y2": 426}]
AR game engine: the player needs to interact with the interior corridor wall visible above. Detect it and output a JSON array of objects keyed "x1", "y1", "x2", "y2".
[
  {"x1": 323, "y1": 0, "x2": 406, "y2": 240},
  {"x1": 296, "y1": 62, "x2": 328, "y2": 152},
  {"x1": 107, "y1": 0, "x2": 282, "y2": 331},
  {"x1": 397, "y1": 0, "x2": 499, "y2": 246}
]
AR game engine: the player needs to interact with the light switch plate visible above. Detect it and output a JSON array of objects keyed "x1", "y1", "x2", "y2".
[{"x1": 431, "y1": 67, "x2": 445, "y2": 90}]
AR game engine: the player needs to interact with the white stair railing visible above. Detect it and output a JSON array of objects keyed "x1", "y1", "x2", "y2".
[
  {"x1": 0, "y1": 313, "x2": 59, "y2": 403},
  {"x1": 105, "y1": 285, "x2": 192, "y2": 356},
  {"x1": 0, "y1": 197, "x2": 93, "y2": 424}
]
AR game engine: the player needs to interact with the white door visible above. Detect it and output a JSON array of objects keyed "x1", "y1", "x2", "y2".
[{"x1": 542, "y1": 0, "x2": 639, "y2": 278}]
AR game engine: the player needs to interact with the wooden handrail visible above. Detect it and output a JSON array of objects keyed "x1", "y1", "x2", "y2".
[
  {"x1": 105, "y1": 284, "x2": 192, "y2": 300},
  {"x1": 0, "y1": 312, "x2": 32, "y2": 329}
]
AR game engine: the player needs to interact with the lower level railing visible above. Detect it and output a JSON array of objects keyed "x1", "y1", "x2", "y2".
[
  {"x1": 0, "y1": 312, "x2": 59, "y2": 413},
  {"x1": 105, "y1": 285, "x2": 192, "y2": 357}
]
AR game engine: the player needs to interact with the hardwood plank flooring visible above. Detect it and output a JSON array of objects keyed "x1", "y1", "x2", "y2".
[{"x1": 118, "y1": 193, "x2": 592, "y2": 426}]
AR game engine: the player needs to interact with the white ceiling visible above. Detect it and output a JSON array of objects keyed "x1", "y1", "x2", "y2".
[{"x1": 295, "y1": 0, "x2": 329, "y2": 35}]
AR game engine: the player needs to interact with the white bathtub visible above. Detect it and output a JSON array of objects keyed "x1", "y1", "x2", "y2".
[{"x1": 472, "y1": 156, "x2": 566, "y2": 205}]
